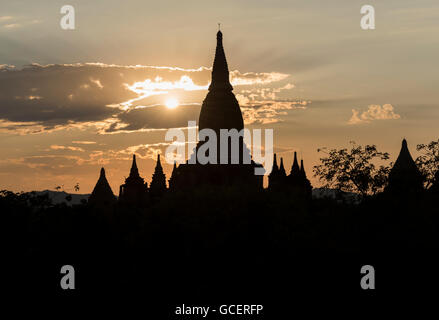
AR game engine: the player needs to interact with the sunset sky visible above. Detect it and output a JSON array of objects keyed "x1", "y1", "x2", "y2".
[{"x1": 1, "y1": 0, "x2": 438, "y2": 193}]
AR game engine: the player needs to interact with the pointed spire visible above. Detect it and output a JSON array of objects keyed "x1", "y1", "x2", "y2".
[
  {"x1": 150, "y1": 153, "x2": 167, "y2": 195},
  {"x1": 199, "y1": 29, "x2": 244, "y2": 132},
  {"x1": 270, "y1": 153, "x2": 279, "y2": 175},
  {"x1": 291, "y1": 151, "x2": 300, "y2": 175},
  {"x1": 169, "y1": 161, "x2": 178, "y2": 190},
  {"x1": 386, "y1": 138, "x2": 424, "y2": 194},
  {"x1": 129, "y1": 154, "x2": 139, "y2": 177},
  {"x1": 301, "y1": 158, "x2": 307, "y2": 174},
  {"x1": 170, "y1": 161, "x2": 177, "y2": 178},
  {"x1": 279, "y1": 157, "x2": 286, "y2": 176},
  {"x1": 209, "y1": 29, "x2": 233, "y2": 92},
  {"x1": 156, "y1": 154, "x2": 162, "y2": 169},
  {"x1": 300, "y1": 159, "x2": 308, "y2": 180},
  {"x1": 88, "y1": 167, "x2": 116, "y2": 206},
  {"x1": 393, "y1": 139, "x2": 418, "y2": 171}
]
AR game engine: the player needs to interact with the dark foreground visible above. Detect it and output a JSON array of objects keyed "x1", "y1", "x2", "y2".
[{"x1": 2, "y1": 188, "x2": 438, "y2": 314}]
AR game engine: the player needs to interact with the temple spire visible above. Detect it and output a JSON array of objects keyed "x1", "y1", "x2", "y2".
[
  {"x1": 300, "y1": 159, "x2": 306, "y2": 176},
  {"x1": 88, "y1": 167, "x2": 116, "y2": 207},
  {"x1": 168, "y1": 161, "x2": 179, "y2": 190},
  {"x1": 156, "y1": 154, "x2": 162, "y2": 169},
  {"x1": 129, "y1": 154, "x2": 139, "y2": 177},
  {"x1": 209, "y1": 29, "x2": 233, "y2": 91},
  {"x1": 272, "y1": 153, "x2": 279, "y2": 173},
  {"x1": 150, "y1": 154, "x2": 167, "y2": 196},
  {"x1": 279, "y1": 157, "x2": 286, "y2": 176},
  {"x1": 386, "y1": 138, "x2": 424, "y2": 194},
  {"x1": 291, "y1": 151, "x2": 300, "y2": 175}
]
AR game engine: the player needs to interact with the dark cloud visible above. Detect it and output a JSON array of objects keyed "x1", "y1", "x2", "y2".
[
  {"x1": 0, "y1": 63, "x2": 209, "y2": 132},
  {"x1": 106, "y1": 104, "x2": 201, "y2": 133},
  {"x1": 0, "y1": 63, "x2": 291, "y2": 133}
]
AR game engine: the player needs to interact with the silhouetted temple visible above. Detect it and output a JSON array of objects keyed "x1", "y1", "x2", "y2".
[
  {"x1": 385, "y1": 139, "x2": 424, "y2": 194},
  {"x1": 269, "y1": 152, "x2": 312, "y2": 197},
  {"x1": 88, "y1": 30, "x2": 315, "y2": 206},
  {"x1": 88, "y1": 167, "x2": 116, "y2": 207},
  {"x1": 169, "y1": 30, "x2": 263, "y2": 189},
  {"x1": 119, "y1": 154, "x2": 148, "y2": 204}
]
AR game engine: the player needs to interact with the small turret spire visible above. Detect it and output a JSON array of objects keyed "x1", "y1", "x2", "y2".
[
  {"x1": 129, "y1": 154, "x2": 139, "y2": 177},
  {"x1": 88, "y1": 167, "x2": 116, "y2": 207},
  {"x1": 279, "y1": 157, "x2": 286, "y2": 176},
  {"x1": 168, "y1": 161, "x2": 178, "y2": 190},
  {"x1": 150, "y1": 153, "x2": 167, "y2": 196},
  {"x1": 300, "y1": 159, "x2": 308, "y2": 179},
  {"x1": 271, "y1": 153, "x2": 279, "y2": 173},
  {"x1": 157, "y1": 154, "x2": 162, "y2": 168}
]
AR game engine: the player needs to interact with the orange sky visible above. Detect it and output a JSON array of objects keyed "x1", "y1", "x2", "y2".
[{"x1": 0, "y1": 0, "x2": 438, "y2": 194}]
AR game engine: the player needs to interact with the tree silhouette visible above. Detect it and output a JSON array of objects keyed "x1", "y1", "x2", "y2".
[
  {"x1": 313, "y1": 142, "x2": 390, "y2": 198},
  {"x1": 416, "y1": 139, "x2": 439, "y2": 188}
]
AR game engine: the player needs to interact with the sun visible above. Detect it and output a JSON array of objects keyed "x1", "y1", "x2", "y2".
[{"x1": 165, "y1": 98, "x2": 179, "y2": 109}]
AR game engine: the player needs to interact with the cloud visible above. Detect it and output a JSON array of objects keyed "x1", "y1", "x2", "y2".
[
  {"x1": 0, "y1": 64, "x2": 15, "y2": 70},
  {"x1": 3, "y1": 23, "x2": 20, "y2": 29},
  {"x1": 0, "y1": 63, "x2": 293, "y2": 134},
  {"x1": 349, "y1": 104, "x2": 401, "y2": 124},
  {"x1": 242, "y1": 100, "x2": 310, "y2": 125},
  {"x1": 0, "y1": 16, "x2": 41, "y2": 30},
  {"x1": 115, "y1": 143, "x2": 173, "y2": 161},
  {"x1": 104, "y1": 103, "x2": 201, "y2": 133},
  {"x1": 72, "y1": 141, "x2": 96, "y2": 145},
  {"x1": 235, "y1": 82, "x2": 309, "y2": 125},
  {"x1": 230, "y1": 71, "x2": 289, "y2": 86}
]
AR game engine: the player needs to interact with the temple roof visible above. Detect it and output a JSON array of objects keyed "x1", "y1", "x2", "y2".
[
  {"x1": 154, "y1": 154, "x2": 163, "y2": 173},
  {"x1": 387, "y1": 139, "x2": 424, "y2": 193},
  {"x1": 124, "y1": 154, "x2": 145, "y2": 185},
  {"x1": 89, "y1": 167, "x2": 116, "y2": 204},
  {"x1": 391, "y1": 139, "x2": 419, "y2": 173}
]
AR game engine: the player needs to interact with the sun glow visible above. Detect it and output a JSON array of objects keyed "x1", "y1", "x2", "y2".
[{"x1": 165, "y1": 98, "x2": 179, "y2": 109}]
